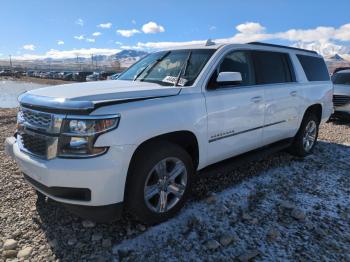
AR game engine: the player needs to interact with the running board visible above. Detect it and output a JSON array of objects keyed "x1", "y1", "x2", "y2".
[{"x1": 199, "y1": 138, "x2": 293, "y2": 176}]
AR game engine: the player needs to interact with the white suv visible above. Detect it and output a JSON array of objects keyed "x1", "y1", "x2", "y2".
[{"x1": 5, "y1": 42, "x2": 333, "y2": 224}]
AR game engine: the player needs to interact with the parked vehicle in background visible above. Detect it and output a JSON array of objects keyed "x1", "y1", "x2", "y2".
[
  {"x1": 100, "y1": 72, "x2": 115, "y2": 80},
  {"x1": 5, "y1": 42, "x2": 333, "y2": 225},
  {"x1": 62, "y1": 72, "x2": 73, "y2": 81},
  {"x1": 86, "y1": 72, "x2": 100, "y2": 81},
  {"x1": 73, "y1": 71, "x2": 93, "y2": 82},
  {"x1": 332, "y1": 68, "x2": 350, "y2": 119},
  {"x1": 0, "y1": 69, "x2": 13, "y2": 76},
  {"x1": 26, "y1": 70, "x2": 35, "y2": 77},
  {"x1": 107, "y1": 73, "x2": 120, "y2": 80}
]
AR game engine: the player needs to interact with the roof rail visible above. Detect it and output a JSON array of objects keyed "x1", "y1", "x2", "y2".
[{"x1": 248, "y1": 42, "x2": 318, "y2": 55}]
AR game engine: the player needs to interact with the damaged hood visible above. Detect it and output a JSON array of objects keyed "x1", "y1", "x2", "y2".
[{"x1": 19, "y1": 80, "x2": 181, "y2": 112}]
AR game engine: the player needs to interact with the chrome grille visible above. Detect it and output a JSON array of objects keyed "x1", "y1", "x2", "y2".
[
  {"x1": 21, "y1": 108, "x2": 52, "y2": 128},
  {"x1": 17, "y1": 107, "x2": 62, "y2": 159},
  {"x1": 20, "y1": 133, "x2": 47, "y2": 157},
  {"x1": 333, "y1": 95, "x2": 350, "y2": 107}
]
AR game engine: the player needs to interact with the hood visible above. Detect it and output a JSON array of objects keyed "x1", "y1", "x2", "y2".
[
  {"x1": 333, "y1": 84, "x2": 350, "y2": 96},
  {"x1": 20, "y1": 80, "x2": 181, "y2": 113}
]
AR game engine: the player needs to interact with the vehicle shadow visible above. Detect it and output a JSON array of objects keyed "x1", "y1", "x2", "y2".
[{"x1": 34, "y1": 140, "x2": 345, "y2": 260}]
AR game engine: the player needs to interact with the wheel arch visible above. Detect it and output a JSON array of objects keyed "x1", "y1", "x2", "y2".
[
  {"x1": 123, "y1": 130, "x2": 200, "y2": 200},
  {"x1": 303, "y1": 104, "x2": 322, "y2": 123}
]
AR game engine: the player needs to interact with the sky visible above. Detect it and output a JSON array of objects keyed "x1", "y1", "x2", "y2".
[{"x1": 0, "y1": 0, "x2": 349, "y2": 60}]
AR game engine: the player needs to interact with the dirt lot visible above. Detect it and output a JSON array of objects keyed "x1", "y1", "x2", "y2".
[
  {"x1": 0, "y1": 108, "x2": 349, "y2": 261},
  {"x1": 0, "y1": 76, "x2": 72, "y2": 86}
]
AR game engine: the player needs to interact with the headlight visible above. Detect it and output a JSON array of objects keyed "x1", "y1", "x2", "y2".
[{"x1": 58, "y1": 115, "x2": 120, "y2": 158}]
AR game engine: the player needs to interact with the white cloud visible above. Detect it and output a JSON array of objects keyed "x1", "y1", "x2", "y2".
[
  {"x1": 334, "y1": 24, "x2": 350, "y2": 41},
  {"x1": 75, "y1": 18, "x2": 84, "y2": 26},
  {"x1": 209, "y1": 26, "x2": 217, "y2": 31},
  {"x1": 57, "y1": 40, "x2": 64, "y2": 45},
  {"x1": 86, "y1": 38, "x2": 95, "y2": 43},
  {"x1": 236, "y1": 22, "x2": 265, "y2": 34},
  {"x1": 23, "y1": 44, "x2": 35, "y2": 51},
  {"x1": 115, "y1": 41, "x2": 123, "y2": 45},
  {"x1": 92, "y1": 32, "x2": 101, "y2": 37},
  {"x1": 74, "y1": 35, "x2": 85, "y2": 40},
  {"x1": 142, "y1": 21, "x2": 165, "y2": 34},
  {"x1": 131, "y1": 19, "x2": 136, "y2": 25},
  {"x1": 97, "y1": 22, "x2": 112, "y2": 29},
  {"x1": 116, "y1": 29, "x2": 140, "y2": 37},
  {"x1": 13, "y1": 48, "x2": 121, "y2": 60}
]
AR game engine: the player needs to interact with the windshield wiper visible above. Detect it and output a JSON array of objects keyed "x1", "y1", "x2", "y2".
[
  {"x1": 134, "y1": 51, "x2": 170, "y2": 82},
  {"x1": 174, "y1": 51, "x2": 192, "y2": 86}
]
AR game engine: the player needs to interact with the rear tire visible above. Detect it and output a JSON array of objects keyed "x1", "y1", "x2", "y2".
[
  {"x1": 125, "y1": 141, "x2": 194, "y2": 225},
  {"x1": 289, "y1": 112, "x2": 320, "y2": 157}
]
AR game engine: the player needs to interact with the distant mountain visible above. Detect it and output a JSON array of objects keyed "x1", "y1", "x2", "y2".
[{"x1": 112, "y1": 50, "x2": 148, "y2": 60}]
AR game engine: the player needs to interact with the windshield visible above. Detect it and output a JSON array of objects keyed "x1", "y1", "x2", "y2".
[
  {"x1": 332, "y1": 72, "x2": 350, "y2": 85},
  {"x1": 118, "y1": 49, "x2": 215, "y2": 86}
]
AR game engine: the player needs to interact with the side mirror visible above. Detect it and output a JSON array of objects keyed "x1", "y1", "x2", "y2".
[{"x1": 216, "y1": 72, "x2": 242, "y2": 84}]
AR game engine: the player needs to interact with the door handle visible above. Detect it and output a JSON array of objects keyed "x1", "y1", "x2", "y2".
[
  {"x1": 290, "y1": 91, "x2": 297, "y2": 96},
  {"x1": 251, "y1": 96, "x2": 262, "y2": 103}
]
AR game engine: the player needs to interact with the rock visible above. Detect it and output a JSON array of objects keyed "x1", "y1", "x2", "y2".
[
  {"x1": 250, "y1": 218, "x2": 259, "y2": 225},
  {"x1": 92, "y1": 233, "x2": 103, "y2": 242},
  {"x1": 3, "y1": 250, "x2": 18, "y2": 258},
  {"x1": 48, "y1": 239, "x2": 58, "y2": 249},
  {"x1": 242, "y1": 212, "x2": 252, "y2": 221},
  {"x1": 17, "y1": 247, "x2": 33, "y2": 259},
  {"x1": 280, "y1": 200, "x2": 296, "y2": 209},
  {"x1": 82, "y1": 220, "x2": 96, "y2": 228},
  {"x1": 205, "y1": 239, "x2": 220, "y2": 250},
  {"x1": 219, "y1": 234, "x2": 234, "y2": 246},
  {"x1": 137, "y1": 224, "x2": 147, "y2": 232},
  {"x1": 205, "y1": 193, "x2": 217, "y2": 204},
  {"x1": 267, "y1": 229, "x2": 280, "y2": 241},
  {"x1": 112, "y1": 246, "x2": 132, "y2": 260},
  {"x1": 3, "y1": 239, "x2": 18, "y2": 250},
  {"x1": 102, "y1": 239, "x2": 112, "y2": 248},
  {"x1": 67, "y1": 238, "x2": 77, "y2": 246},
  {"x1": 242, "y1": 212, "x2": 258, "y2": 224},
  {"x1": 238, "y1": 249, "x2": 260, "y2": 262},
  {"x1": 291, "y1": 208, "x2": 306, "y2": 221}
]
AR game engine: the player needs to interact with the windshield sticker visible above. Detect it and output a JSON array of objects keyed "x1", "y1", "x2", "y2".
[{"x1": 162, "y1": 76, "x2": 188, "y2": 86}]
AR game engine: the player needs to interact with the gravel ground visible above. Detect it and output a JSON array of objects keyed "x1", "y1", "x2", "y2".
[{"x1": 0, "y1": 108, "x2": 349, "y2": 261}]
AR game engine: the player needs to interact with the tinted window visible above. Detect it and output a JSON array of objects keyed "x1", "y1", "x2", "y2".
[
  {"x1": 253, "y1": 51, "x2": 294, "y2": 84},
  {"x1": 296, "y1": 55, "x2": 329, "y2": 81},
  {"x1": 332, "y1": 72, "x2": 350, "y2": 85},
  {"x1": 207, "y1": 51, "x2": 255, "y2": 89}
]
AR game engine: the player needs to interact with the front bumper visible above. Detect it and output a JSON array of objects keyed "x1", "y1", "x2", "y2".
[{"x1": 5, "y1": 137, "x2": 136, "y2": 207}]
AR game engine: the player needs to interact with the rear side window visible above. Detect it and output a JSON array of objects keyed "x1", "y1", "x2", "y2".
[
  {"x1": 252, "y1": 51, "x2": 294, "y2": 84},
  {"x1": 296, "y1": 55, "x2": 329, "y2": 81}
]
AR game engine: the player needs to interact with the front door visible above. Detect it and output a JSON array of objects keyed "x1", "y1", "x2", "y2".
[{"x1": 204, "y1": 50, "x2": 265, "y2": 165}]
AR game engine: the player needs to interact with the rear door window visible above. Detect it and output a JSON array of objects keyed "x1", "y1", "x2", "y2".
[
  {"x1": 252, "y1": 51, "x2": 294, "y2": 84},
  {"x1": 296, "y1": 55, "x2": 330, "y2": 81}
]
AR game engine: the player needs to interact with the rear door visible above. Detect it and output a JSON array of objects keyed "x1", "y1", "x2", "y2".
[
  {"x1": 252, "y1": 50, "x2": 300, "y2": 144},
  {"x1": 204, "y1": 50, "x2": 265, "y2": 165}
]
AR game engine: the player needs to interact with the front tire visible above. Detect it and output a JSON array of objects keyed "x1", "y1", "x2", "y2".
[
  {"x1": 289, "y1": 112, "x2": 320, "y2": 157},
  {"x1": 125, "y1": 141, "x2": 194, "y2": 225}
]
